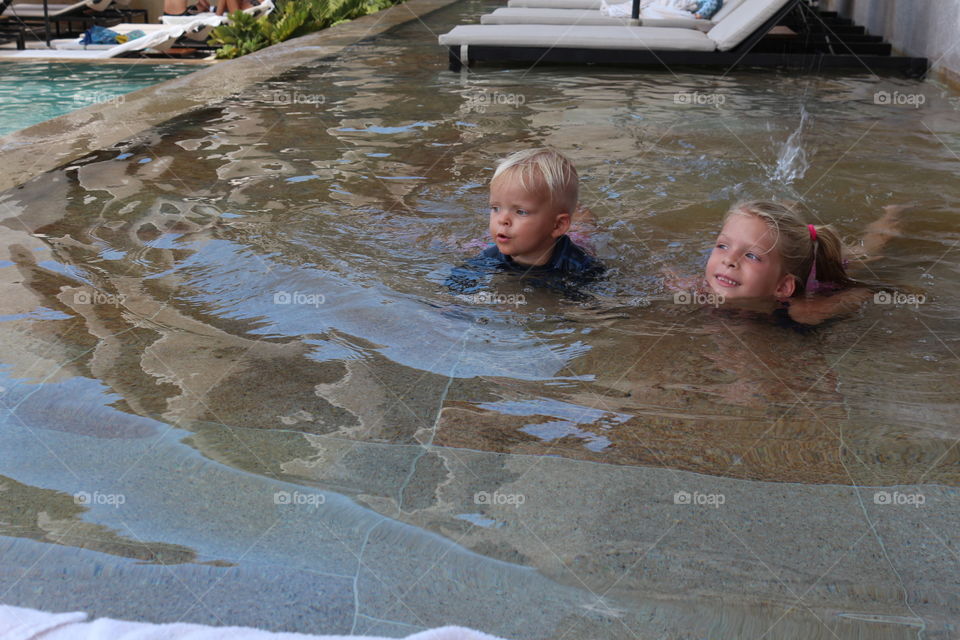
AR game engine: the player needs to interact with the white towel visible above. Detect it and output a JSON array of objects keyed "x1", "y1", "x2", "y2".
[{"x1": 0, "y1": 605, "x2": 511, "y2": 640}]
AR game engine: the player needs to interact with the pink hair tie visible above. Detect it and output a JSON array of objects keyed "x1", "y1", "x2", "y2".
[{"x1": 805, "y1": 224, "x2": 819, "y2": 293}]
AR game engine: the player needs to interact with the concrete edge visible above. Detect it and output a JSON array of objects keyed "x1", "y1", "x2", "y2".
[{"x1": 0, "y1": 0, "x2": 459, "y2": 193}]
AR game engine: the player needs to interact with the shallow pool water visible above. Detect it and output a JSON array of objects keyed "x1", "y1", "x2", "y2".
[
  {"x1": 0, "y1": 61, "x2": 203, "y2": 136},
  {"x1": 1, "y1": 1, "x2": 959, "y2": 638}
]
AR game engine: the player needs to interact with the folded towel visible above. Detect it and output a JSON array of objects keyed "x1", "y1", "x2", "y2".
[{"x1": 0, "y1": 605, "x2": 511, "y2": 640}]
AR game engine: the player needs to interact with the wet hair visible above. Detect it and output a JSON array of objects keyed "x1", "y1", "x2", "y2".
[
  {"x1": 725, "y1": 200, "x2": 857, "y2": 296},
  {"x1": 491, "y1": 148, "x2": 578, "y2": 214}
]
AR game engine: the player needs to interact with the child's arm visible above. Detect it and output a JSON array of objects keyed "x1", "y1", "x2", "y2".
[
  {"x1": 786, "y1": 287, "x2": 873, "y2": 325},
  {"x1": 846, "y1": 204, "x2": 907, "y2": 263}
]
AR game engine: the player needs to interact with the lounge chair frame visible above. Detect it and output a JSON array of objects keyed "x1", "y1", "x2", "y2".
[
  {"x1": 0, "y1": 0, "x2": 26, "y2": 47},
  {"x1": 445, "y1": 0, "x2": 927, "y2": 77}
]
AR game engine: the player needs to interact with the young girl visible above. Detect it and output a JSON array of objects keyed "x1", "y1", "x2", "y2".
[{"x1": 699, "y1": 200, "x2": 903, "y2": 325}]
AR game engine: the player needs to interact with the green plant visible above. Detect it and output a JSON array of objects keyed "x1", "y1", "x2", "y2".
[
  {"x1": 209, "y1": 0, "x2": 401, "y2": 59},
  {"x1": 208, "y1": 10, "x2": 271, "y2": 59}
]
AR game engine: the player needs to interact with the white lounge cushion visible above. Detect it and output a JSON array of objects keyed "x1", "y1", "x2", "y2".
[
  {"x1": 507, "y1": 0, "x2": 603, "y2": 10},
  {"x1": 706, "y1": 0, "x2": 788, "y2": 50},
  {"x1": 481, "y1": 8, "x2": 635, "y2": 25},
  {"x1": 480, "y1": 7, "x2": 714, "y2": 29},
  {"x1": 640, "y1": 16, "x2": 712, "y2": 30},
  {"x1": 439, "y1": 24, "x2": 716, "y2": 51}
]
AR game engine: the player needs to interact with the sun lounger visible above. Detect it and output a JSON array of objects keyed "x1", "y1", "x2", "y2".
[
  {"x1": 50, "y1": 25, "x2": 177, "y2": 51},
  {"x1": 482, "y1": 8, "x2": 636, "y2": 26},
  {"x1": 507, "y1": 0, "x2": 601, "y2": 8},
  {"x1": 440, "y1": 0, "x2": 927, "y2": 76},
  {"x1": 4, "y1": 0, "x2": 112, "y2": 18},
  {"x1": 160, "y1": 0, "x2": 273, "y2": 40},
  {"x1": 445, "y1": 0, "x2": 794, "y2": 57},
  {"x1": 38, "y1": 0, "x2": 270, "y2": 53},
  {"x1": 0, "y1": 0, "x2": 26, "y2": 47},
  {"x1": 1, "y1": 0, "x2": 146, "y2": 38},
  {"x1": 482, "y1": 0, "x2": 745, "y2": 29},
  {"x1": 161, "y1": 12, "x2": 225, "y2": 40},
  {"x1": 44, "y1": 17, "x2": 209, "y2": 53}
]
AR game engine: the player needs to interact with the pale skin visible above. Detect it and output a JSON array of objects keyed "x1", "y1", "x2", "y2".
[
  {"x1": 488, "y1": 175, "x2": 571, "y2": 267},
  {"x1": 675, "y1": 204, "x2": 908, "y2": 325},
  {"x1": 163, "y1": 0, "x2": 210, "y2": 13}
]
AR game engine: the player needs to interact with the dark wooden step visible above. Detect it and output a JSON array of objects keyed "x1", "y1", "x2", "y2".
[
  {"x1": 819, "y1": 16, "x2": 853, "y2": 26},
  {"x1": 816, "y1": 24, "x2": 867, "y2": 35},
  {"x1": 837, "y1": 34, "x2": 883, "y2": 43},
  {"x1": 841, "y1": 42, "x2": 892, "y2": 55}
]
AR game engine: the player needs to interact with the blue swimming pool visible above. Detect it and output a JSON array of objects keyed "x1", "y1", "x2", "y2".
[{"x1": 0, "y1": 61, "x2": 203, "y2": 137}]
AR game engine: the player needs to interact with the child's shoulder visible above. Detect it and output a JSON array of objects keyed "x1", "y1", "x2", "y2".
[
  {"x1": 783, "y1": 288, "x2": 873, "y2": 326},
  {"x1": 553, "y1": 235, "x2": 604, "y2": 277}
]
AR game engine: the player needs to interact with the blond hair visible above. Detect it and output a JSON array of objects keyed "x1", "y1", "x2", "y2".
[
  {"x1": 726, "y1": 200, "x2": 856, "y2": 295},
  {"x1": 491, "y1": 148, "x2": 578, "y2": 213}
]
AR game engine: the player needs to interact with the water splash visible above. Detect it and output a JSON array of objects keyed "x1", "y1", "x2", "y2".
[{"x1": 771, "y1": 107, "x2": 812, "y2": 185}]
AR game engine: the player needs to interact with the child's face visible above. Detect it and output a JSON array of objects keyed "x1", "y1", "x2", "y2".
[
  {"x1": 488, "y1": 175, "x2": 570, "y2": 266},
  {"x1": 704, "y1": 212, "x2": 795, "y2": 300}
]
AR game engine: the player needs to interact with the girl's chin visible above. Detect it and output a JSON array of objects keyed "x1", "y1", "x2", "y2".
[{"x1": 705, "y1": 283, "x2": 734, "y2": 297}]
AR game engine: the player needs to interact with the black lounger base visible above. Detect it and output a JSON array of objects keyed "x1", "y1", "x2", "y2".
[{"x1": 447, "y1": 46, "x2": 928, "y2": 77}]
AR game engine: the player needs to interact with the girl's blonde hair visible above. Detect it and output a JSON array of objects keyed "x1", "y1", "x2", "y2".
[
  {"x1": 491, "y1": 148, "x2": 578, "y2": 213},
  {"x1": 726, "y1": 200, "x2": 856, "y2": 295}
]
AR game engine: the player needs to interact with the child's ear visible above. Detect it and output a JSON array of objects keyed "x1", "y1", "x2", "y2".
[
  {"x1": 552, "y1": 212, "x2": 572, "y2": 238},
  {"x1": 775, "y1": 274, "x2": 797, "y2": 299}
]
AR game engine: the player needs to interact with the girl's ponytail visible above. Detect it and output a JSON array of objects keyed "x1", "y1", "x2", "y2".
[{"x1": 804, "y1": 223, "x2": 855, "y2": 294}]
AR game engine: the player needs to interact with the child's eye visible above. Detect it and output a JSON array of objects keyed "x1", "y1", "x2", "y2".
[
  {"x1": 489, "y1": 206, "x2": 500, "y2": 214},
  {"x1": 745, "y1": 252, "x2": 760, "y2": 261},
  {"x1": 516, "y1": 209, "x2": 529, "y2": 216},
  {"x1": 716, "y1": 243, "x2": 727, "y2": 250}
]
